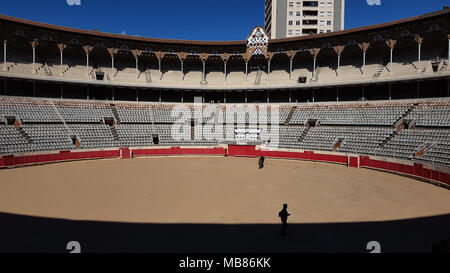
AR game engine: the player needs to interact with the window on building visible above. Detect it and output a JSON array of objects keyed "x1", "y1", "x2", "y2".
[
  {"x1": 295, "y1": 30, "x2": 301, "y2": 35},
  {"x1": 327, "y1": 2, "x2": 332, "y2": 7},
  {"x1": 327, "y1": 21, "x2": 331, "y2": 25},
  {"x1": 296, "y1": 11, "x2": 301, "y2": 16},
  {"x1": 327, "y1": 30, "x2": 331, "y2": 33},
  {"x1": 319, "y1": 30, "x2": 324, "y2": 34},
  {"x1": 296, "y1": 2, "x2": 301, "y2": 7},
  {"x1": 288, "y1": 30, "x2": 293, "y2": 35},
  {"x1": 289, "y1": 20, "x2": 293, "y2": 25},
  {"x1": 320, "y1": 11, "x2": 325, "y2": 17},
  {"x1": 320, "y1": 2, "x2": 325, "y2": 7},
  {"x1": 319, "y1": 20, "x2": 325, "y2": 26},
  {"x1": 289, "y1": 11, "x2": 294, "y2": 16},
  {"x1": 303, "y1": 1, "x2": 318, "y2": 7},
  {"x1": 296, "y1": 20, "x2": 301, "y2": 25},
  {"x1": 327, "y1": 11, "x2": 332, "y2": 17},
  {"x1": 289, "y1": 2, "x2": 294, "y2": 7}
]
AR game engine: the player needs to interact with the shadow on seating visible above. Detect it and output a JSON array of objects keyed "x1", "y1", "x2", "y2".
[{"x1": 0, "y1": 212, "x2": 449, "y2": 253}]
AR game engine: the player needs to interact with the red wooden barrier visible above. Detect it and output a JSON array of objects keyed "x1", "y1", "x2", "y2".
[
  {"x1": 359, "y1": 156, "x2": 450, "y2": 185},
  {"x1": 227, "y1": 145, "x2": 348, "y2": 165},
  {"x1": 349, "y1": 157, "x2": 359, "y2": 168},
  {"x1": 1, "y1": 146, "x2": 449, "y2": 186}
]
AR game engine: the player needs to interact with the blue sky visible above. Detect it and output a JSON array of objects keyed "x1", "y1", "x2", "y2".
[{"x1": 0, "y1": 0, "x2": 448, "y2": 41}]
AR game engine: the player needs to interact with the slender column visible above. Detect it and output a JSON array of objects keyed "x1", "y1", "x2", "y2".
[
  {"x1": 286, "y1": 50, "x2": 296, "y2": 80},
  {"x1": 112, "y1": 55, "x2": 114, "y2": 74},
  {"x1": 131, "y1": 50, "x2": 143, "y2": 80},
  {"x1": 312, "y1": 89, "x2": 315, "y2": 103},
  {"x1": 31, "y1": 40, "x2": 39, "y2": 74},
  {"x1": 181, "y1": 61, "x2": 184, "y2": 76},
  {"x1": 289, "y1": 90, "x2": 292, "y2": 103},
  {"x1": 82, "y1": 46, "x2": 93, "y2": 78},
  {"x1": 289, "y1": 59, "x2": 293, "y2": 79},
  {"x1": 267, "y1": 90, "x2": 270, "y2": 103},
  {"x1": 220, "y1": 54, "x2": 230, "y2": 82},
  {"x1": 202, "y1": 61, "x2": 205, "y2": 81},
  {"x1": 60, "y1": 51, "x2": 63, "y2": 74},
  {"x1": 107, "y1": 48, "x2": 118, "y2": 79},
  {"x1": 418, "y1": 44, "x2": 421, "y2": 62},
  {"x1": 414, "y1": 35, "x2": 424, "y2": 71},
  {"x1": 176, "y1": 52, "x2": 187, "y2": 81},
  {"x1": 390, "y1": 48, "x2": 393, "y2": 73},
  {"x1": 136, "y1": 88, "x2": 139, "y2": 101},
  {"x1": 198, "y1": 53, "x2": 209, "y2": 84},
  {"x1": 159, "y1": 89, "x2": 162, "y2": 102},
  {"x1": 313, "y1": 57, "x2": 316, "y2": 75},
  {"x1": 336, "y1": 87, "x2": 339, "y2": 102},
  {"x1": 358, "y1": 42, "x2": 370, "y2": 75},
  {"x1": 241, "y1": 51, "x2": 251, "y2": 80},
  {"x1": 136, "y1": 57, "x2": 139, "y2": 78},
  {"x1": 308, "y1": 48, "x2": 320, "y2": 77},
  {"x1": 333, "y1": 46, "x2": 345, "y2": 76},
  {"x1": 154, "y1": 51, "x2": 165, "y2": 75},
  {"x1": 362, "y1": 86, "x2": 365, "y2": 101},
  {"x1": 3, "y1": 40, "x2": 7, "y2": 72},
  {"x1": 386, "y1": 39, "x2": 397, "y2": 75},
  {"x1": 363, "y1": 52, "x2": 366, "y2": 72},
  {"x1": 337, "y1": 55, "x2": 341, "y2": 71},
  {"x1": 33, "y1": 47, "x2": 35, "y2": 73},
  {"x1": 245, "y1": 62, "x2": 248, "y2": 79},
  {"x1": 264, "y1": 52, "x2": 274, "y2": 80},
  {"x1": 224, "y1": 62, "x2": 227, "y2": 81},
  {"x1": 112, "y1": 87, "x2": 115, "y2": 100},
  {"x1": 224, "y1": 91, "x2": 226, "y2": 104}
]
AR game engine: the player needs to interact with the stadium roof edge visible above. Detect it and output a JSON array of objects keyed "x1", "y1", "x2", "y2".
[{"x1": 0, "y1": 8, "x2": 449, "y2": 46}]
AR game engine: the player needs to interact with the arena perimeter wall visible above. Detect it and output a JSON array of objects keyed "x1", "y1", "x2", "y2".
[{"x1": 0, "y1": 145, "x2": 448, "y2": 188}]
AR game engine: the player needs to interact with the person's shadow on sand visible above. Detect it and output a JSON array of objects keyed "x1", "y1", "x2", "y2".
[{"x1": 279, "y1": 203, "x2": 291, "y2": 236}]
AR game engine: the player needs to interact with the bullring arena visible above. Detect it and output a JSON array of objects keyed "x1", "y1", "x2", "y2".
[{"x1": 1, "y1": 9, "x2": 450, "y2": 252}]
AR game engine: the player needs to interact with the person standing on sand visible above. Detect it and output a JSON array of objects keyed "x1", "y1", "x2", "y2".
[
  {"x1": 258, "y1": 156, "x2": 265, "y2": 169},
  {"x1": 279, "y1": 204, "x2": 291, "y2": 236}
]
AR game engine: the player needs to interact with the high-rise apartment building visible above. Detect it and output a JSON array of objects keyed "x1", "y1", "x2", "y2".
[{"x1": 265, "y1": 0, "x2": 345, "y2": 38}]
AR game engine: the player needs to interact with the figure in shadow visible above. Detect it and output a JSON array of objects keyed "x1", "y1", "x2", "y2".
[
  {"x1": 258, "y1": 156, "x2": 265, "y2": 169},
  {"x1": 279, "y1": 204, "x2": 291, "y2": 236}
]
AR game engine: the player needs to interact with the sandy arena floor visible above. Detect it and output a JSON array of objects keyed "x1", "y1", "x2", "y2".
[{"x1": 0, "y1": 156, "x2": 450, "y2": 224}]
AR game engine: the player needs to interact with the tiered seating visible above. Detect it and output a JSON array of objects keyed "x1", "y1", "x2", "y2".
[
  {"x1": 116, "y1": 124, "x2": 155, "y2": 147},
  {"x1": 153, "y1": 105, "x2": 188, "y2": 123},
  {"x1": 408, "y1": 100, "x2": 450, "y2": 127},
  {"x1": 55, "y1": 101, "x2": 113, "y2": 122},
  {"x1": 378, "y1": 129, "x2": 450, "y2": 161},
  {"x1": 0, "y1": 96, "x2": 449, "y2": 167},
  {"x1": 290, "y1": 102, "x2": 409, "y2": 126},
  {"x1": 22, "y1": 124, "x2": 74, "y2": 152},
  {"x1": 69, "y1": 124, "x2": 117, "y2": 148},
  {"x1": 0, "y1": 97, "x2": 60, "y2": 122},
  {"x1": 0, "y1": 124, "x2": 29, "y2": 154},
  {"x1": 116, "y1": 104, "x2": 154, "y2": 123}
]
